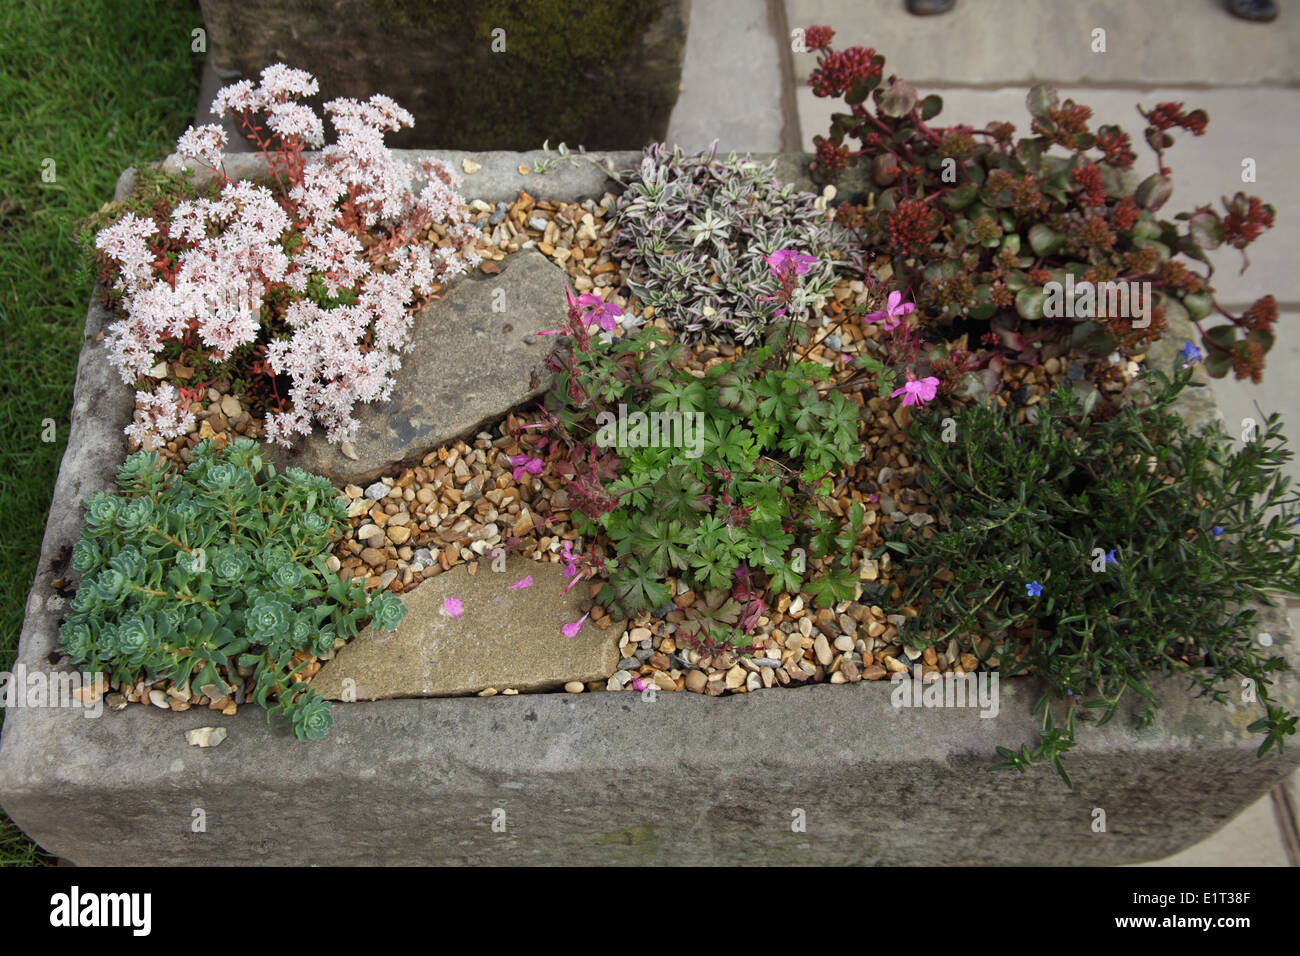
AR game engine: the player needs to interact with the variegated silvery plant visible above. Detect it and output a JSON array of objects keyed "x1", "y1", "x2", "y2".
[
  {"x1": 612, "y1": 143, "x2": 842, "y2": 346},
  {"x1": 58, "y1": 438, "x2": 404, "y2": 740}
]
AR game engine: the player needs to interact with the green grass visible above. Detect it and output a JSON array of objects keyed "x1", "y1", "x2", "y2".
[{"x1": 0, "y1": 0, "x2": 204, "y2": 866}]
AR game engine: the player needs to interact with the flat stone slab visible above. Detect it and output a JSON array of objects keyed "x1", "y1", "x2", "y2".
[
  {"x1": 311, "y1": 557, "x2": 620, "y2": 699},
  {"x1": 270, "y1": 250, "x2": 566, "y2": 485}
]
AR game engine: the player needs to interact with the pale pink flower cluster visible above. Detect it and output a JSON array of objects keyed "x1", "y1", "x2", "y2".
[
  {"x1": 124, "y1": 385, "x2": 196, "y2": 449},
  {"x1": 176, "y1": 124, "x2": 228, "y2": 171},
  {"x1": 96, "y1": 65, "x2": 481, "y2": 449}
]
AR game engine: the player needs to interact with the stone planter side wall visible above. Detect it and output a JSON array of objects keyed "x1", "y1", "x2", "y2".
[{"x1": 0, "y1": 153, "x2": 1296, "y2": 866}]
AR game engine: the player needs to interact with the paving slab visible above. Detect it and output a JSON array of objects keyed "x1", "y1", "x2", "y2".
[
  {"x1": 667, "y1": 0, "x2": 790, "y2": 151},
  {"x1": 786, "y1": 0, "x2": 1300, "y2": 86},
  {"x1": 1136, "y1": 791, "x2": 1291, "y2": 866}
]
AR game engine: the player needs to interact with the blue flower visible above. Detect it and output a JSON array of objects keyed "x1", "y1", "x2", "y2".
[
  {"x1": 1179, "y1": 341, "x2": 1203, "y2": 364},
  {"x1": 1212, "y1": 526, "x2": 1224, "y2": 538},
  {"x1": 1026, "y1": 580, "x2": 1043, "y2": 597},
  {"x1": 1105, "y1": 549, "x2": 1118, "y2": 565}
]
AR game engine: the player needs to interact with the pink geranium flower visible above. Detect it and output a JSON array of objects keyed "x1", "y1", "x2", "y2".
[
  {"x1": 765, "y1": 249, "x2": 817, "y2": 278},
  {"x1": 891, "y1": 373, "x2": 940, "y2": 407},
  {"x1": 562, "y1": 613, "x2": 589, "y2": 639},
  {"x1": 443, "y1": 597, "x2": 463, "y2": 619},
  {"x1": 864, "y1": 290, "x2": 915, "y2": 331},
  {"x1": 574, "y1": 293, "x2": 623, "y2": 332},
  {"x1": 560, "y1": 541, "x2": 579, "y2": 580},
  {"x1": 510, "y1": 454, "x2": 544, "y2": 481}
]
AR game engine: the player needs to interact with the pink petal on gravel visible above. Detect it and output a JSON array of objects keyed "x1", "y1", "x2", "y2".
[
  {"x1": 508, "y1": 576, "x2": 533, "y2": 589},
  {"x1": 444, "y1": 597, "x2": 463, "y2": 619}
]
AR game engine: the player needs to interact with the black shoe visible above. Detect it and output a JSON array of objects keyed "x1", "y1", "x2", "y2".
[
  {"x1": 1228, "y1": 0, "x2": 1278, "y2": 22},
  {"x1": 906, "y1": 0, "x2": 957, "y2": 14}
]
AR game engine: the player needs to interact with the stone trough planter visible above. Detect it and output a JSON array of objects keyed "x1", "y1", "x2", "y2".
[{"x1": 2, "y1": 151, "x2": 1297, "y2": 866}]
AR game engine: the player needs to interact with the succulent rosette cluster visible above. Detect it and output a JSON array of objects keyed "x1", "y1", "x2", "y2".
[{"x1": 60, "y1": 438, "x2": 404, "y2": 740}]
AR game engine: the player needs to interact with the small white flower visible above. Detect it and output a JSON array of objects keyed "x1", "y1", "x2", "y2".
[{"x1": 176, "y1": 124, "x2": 227, "y2": 170}]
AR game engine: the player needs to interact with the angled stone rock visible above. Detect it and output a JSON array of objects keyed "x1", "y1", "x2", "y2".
[
  {"x1": 270, "y1": 250, "x2": 564, "y2": 485},
  {"x1": 311, "y1": 557, "x2": 620, "y2": 699}
]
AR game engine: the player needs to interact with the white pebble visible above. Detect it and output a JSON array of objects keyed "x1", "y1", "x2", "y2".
[{"x1": 185, "y1": 727, "x2": 228, "y2": 748}]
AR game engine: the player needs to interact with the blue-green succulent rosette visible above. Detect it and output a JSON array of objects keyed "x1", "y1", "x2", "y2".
[
  {"x1": 289, "y1": 691, "x2": 333, "y2": 740},
  {"x1": 57, "y1": 439, "x2": 410, "y2": 741},
  {"x1": 367, "y1": 591, "x2": 406, "y2": 632},
  {"x1": 82, "y1": 492, "x2": 122, "y2": 536}
]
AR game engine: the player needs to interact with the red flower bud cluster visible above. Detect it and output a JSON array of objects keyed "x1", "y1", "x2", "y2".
[
  {"x1": 1242, "y1": 295, "x2": 1278, "y2": 333},
  {"x1": 1076, "y1": 214, "x2": 1116, "y2": 251},
  {"x1": 1071, "y1": 163, "x2": 1106, "y2": 208},
  {"x1": 813, "y1": 135, "x2": 852, "y2": 174},
  {"x1": 1231, "y1": 339, "x2": 1266, "y2": 384},
  {"x1": 1158, "y1": 260, "x2": 1203, "y2": 294},
  {"x1": 884, "y1": 199, "x2": 941, "y2": 257},
  {"x1": 1110, "y1": 196, "x2": 1140, "y2": 232},
  {"x1": 1143, "y1": 102, "x2": 1207, "y2": 135},
  {"x1": 987, "y1": 121, "x2": 1016, "y2": 144},
  {"x1": 804, "y1": 25, "x2": 834, "y2": 50},
  {"x1": 1222, "y1": 194, "x2": 1275, "y2": 249},
  {"x1": 1096, "y1": 128, "x2": 1136, "y2": 169},
  {"x1": 809, "y1": 45, "x2": 881, "y2": 98}
]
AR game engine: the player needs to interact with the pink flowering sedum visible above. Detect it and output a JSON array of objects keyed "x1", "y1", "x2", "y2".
[
  {"x1": 96, "y1": 64, "x2": 482, "y2": 449},
  {"x1": 176, "y1": 125, "x2": 228, "y2": 172},
  {"x1": 123, "y1": 385, "x2": 196, "y2": 450}
]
